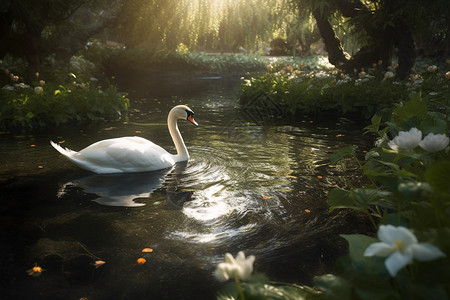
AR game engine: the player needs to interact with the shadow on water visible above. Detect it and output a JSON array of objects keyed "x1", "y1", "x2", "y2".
[{"x1": 0, "y1": 75, "x2": 375, "y2": 299}]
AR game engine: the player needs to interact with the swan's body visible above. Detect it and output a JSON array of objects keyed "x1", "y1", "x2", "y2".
[{"x1": 50, "y1": 105, "x2": 197, "y2": 174}]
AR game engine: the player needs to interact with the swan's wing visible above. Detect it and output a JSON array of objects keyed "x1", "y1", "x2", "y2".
[{"x1": 72, "y1": 137, "x2": 174, "y2": 173}]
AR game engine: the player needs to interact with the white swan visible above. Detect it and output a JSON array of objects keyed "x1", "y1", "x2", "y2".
[{"x1": 50, "y1": 105, "x2": 198, "y2": 174}]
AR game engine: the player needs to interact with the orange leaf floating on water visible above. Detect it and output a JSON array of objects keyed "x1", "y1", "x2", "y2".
[
  {"x1": 58, "y1": 140, "x2": 65, "y2": 144},
  {"x1": 336, "y1": 134, "x2": 345, "y2": 137},
  {"x1": 142, "y1": 248, "x2": 153, "y2": 253},
  {"x1": 92, "y1": 260, "x2": 106, "y2": 269},
  {"x1": 317, "y1": 176, "x2": 323, "y2": 179},
  {"x1": 328, "y1": 165, "x2": 336, "y2": 168},
  {"x1": 305, "y1": 209, "x2": 311, "y2": 213},
  {"x1": 26, "y1": 264, "x2": 45, "y2": 277},
  {"x1": 262, "y1": 196, "x2": 270, "y2": 200},
  {"x1": 362, "y1": 150, "x2": 368, "y2": 153},
  {"x1": 30, "y1": 144, "x2": 36, "y2": 148},
  {"x1": 137, "y1": 258, "x2": 146, "y2": 265},
  {"x1": 135, "y1": 130, "x2": 142, "y2": 134},
  {"x1": 284, "y1": 174, "x2": 297, "y2": 179},
  {"x1": 38, "y1": 165, "x2": 44, "y2": 169}
]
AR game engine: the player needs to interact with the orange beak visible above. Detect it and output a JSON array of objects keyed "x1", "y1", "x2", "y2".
[{"x1": 187, "y1": 115, "x2": 198, "y2": 126}]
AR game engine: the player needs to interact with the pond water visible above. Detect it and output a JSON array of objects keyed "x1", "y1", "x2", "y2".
[{"x1": 0, "y1": 75, "x2": 374, "y2": 299}]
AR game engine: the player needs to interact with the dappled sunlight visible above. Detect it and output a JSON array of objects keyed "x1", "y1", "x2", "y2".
[{"x1": 182, "y1": 184, "x2": 232, "y2": 222}]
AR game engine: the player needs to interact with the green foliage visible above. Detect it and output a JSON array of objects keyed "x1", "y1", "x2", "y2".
[
  {"x1": 221, "y1": 73, "x2": 450, "y2": 299},
  {"x1": 114, "y1": 0, "x2": 312, "y2": 53},
  {"x1": 320, "y1": 93, "x2": 450, "y2": 298},
  {"x1": 217, "y1": 274, "x2": 319, "y2": 300},
  {"x1": 240, "y1": 59, "x2": 450, "y2": 119},
  {"x1": 104, "y1": 47, "x2": 269, "y2": 75},
  {"x1": 0, "y1": 79, "x2": 129, "y2": 130}
]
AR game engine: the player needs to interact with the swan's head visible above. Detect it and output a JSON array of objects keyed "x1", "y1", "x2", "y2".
[{"x1": 171, "y1": 105, "x2": 198, "y2": 126}]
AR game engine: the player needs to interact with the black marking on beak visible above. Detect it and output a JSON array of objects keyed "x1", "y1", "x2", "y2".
[{"x1": 186, "y1": 109, "x2": 198, "y2": 126}]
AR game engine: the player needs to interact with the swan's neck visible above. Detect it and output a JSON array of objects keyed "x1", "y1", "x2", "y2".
[{"x1": 168, "y1": 114, "x2": 189, "y2": 162}]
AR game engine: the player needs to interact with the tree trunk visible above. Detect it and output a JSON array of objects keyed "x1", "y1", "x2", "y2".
[
  {"x1": 312, "y1": 8, "x2": 347, "y2": 68},
  {"x1": 24, "y1": 28, "x2": 43, "y2": 82},
  {"x1": 394, "y1": 20, "x2": 415, "y2": 79},
  {"x1": 309, "y1": 0, "x2": 418, "y2": 76}
]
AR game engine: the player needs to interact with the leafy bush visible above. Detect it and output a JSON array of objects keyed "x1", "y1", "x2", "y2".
[
  {"x1": 315, "y1": 92, "x2": 450, "y2": 299},
  {"x1": 103, "y1": 47, "x2": 270, "y2": 75},
  {"x1": 0, "y1": 76, "x2": 129, "y2": 130},
  {"x1": 240, "y1": 60, "x2": 450, "y2": 119},
  {"x1": 0, "y1": 45, "x2": 130, "y2": 131}
]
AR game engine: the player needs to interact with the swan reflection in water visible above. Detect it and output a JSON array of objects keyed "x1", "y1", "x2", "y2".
[{"x1": 57, "y1": 162, "x2": 193, "y2": 208}]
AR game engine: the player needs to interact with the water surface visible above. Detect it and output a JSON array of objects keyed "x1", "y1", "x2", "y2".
[{"x1": 0, "y1": 76, "x2": 374, "y2": 299}]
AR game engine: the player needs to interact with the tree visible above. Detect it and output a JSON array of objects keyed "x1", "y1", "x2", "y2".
[
  {"x1": 112, "y1": 0, "x2": 307, "y2": 53},
  {"x1": 299, "y1": 0, "x2": 449, "y2": 78},
  {"x1": 0, "y1": 0, "x2": 124, "y2": 82}
]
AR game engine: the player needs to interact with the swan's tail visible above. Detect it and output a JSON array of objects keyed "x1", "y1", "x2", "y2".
[{"x1": 50, "y1": 141, "x2": 77, "y2": 157}]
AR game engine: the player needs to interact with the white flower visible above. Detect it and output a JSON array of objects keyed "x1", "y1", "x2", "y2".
[
  {"x1": 375, "y1": 133, "x2": 388, "y2": 148},
  {"x1": 34, "y1": 86, "x2": 43, "y2": 94},
  {"x1": 214, "y1": 251, "x2": 255, "y2": 282},
  {"x1": 427, "y1": 65, "x2": 437, "y2": 72},
  {"x1": 385, "y1": 71, "x2": 395, "y2": 79},
  {"x1": 388, "y1": 128, "x2": 422, "y2": 151},
  {"x1": 15, "y1": 83, "x2": 29, "y2": 89},
  {"x1": 364, "y1": 225, "x2": 446, "y2": 276},
  {"x1": 419, "y1": 133, "x2": 449, "y2": 152},
  {"x1": 2, "y1": 85, "x2": 14, "y2": 91}
]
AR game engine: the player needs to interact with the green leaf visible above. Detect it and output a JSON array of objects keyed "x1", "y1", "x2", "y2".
[
  {"x1": 340, "y1": 234, "x2": 388, "y2": 276},
  {"x1": 420, "y1": 112, "x2": 448, "y2": 135},
  {"x1": 330, "y1": 145, "x2": 356, "y2": 165},
  {"x1": 54, "y1": 90, "x2": 61, "y2": 96},
  {"x1": 398, "y1": 181, "x2": 432, "y2": 197},
  {"x1": 392, "y1": 93, "x2": 427, "y2": 124},
  {"x1": 329, "y1": 187, "x2": 393, "y2": 211},
  {"x1": 363, "y1": 114, "x2": 382, "y2": 135},
  {"x1": 243, "y1": 282, "x2": 313, "y2": 300},
  {"x1": 425, "y1": 161, "x2": 450, "y2": 195},
  {"x1": 314, "y1": 274, "x2": 352, "y2": 299},
  {"x1": 328, "y1": 188, "x2": 354, "y2": 210},
  {"x1": 351, "y1": 188, "x2": 393, "y2": 208},
  {"x1": 365, "y1": 150, "x2": 380, "y2": 160}
]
